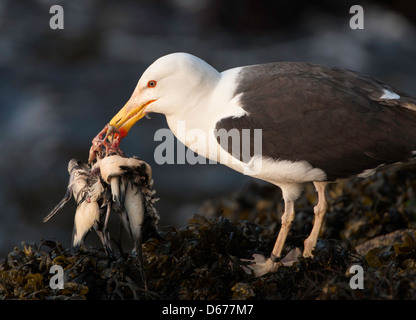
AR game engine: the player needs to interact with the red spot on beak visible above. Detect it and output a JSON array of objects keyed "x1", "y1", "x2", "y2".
[{"x1": 118, "y1": 128, "x2": 128, "y2": 139}]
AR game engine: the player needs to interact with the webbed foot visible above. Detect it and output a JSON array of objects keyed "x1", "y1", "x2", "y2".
[{"x1": 241, "y1": 247, "x2": 301, "y2": 277}]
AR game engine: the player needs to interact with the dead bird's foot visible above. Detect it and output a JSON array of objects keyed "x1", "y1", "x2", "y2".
[
  {"x1": 241, "y1": 247, "x2": 301, "y2": 277},
  {"x1": 88, "y1": 124, "x2": 125, "y2": 163},
  {"x1": 89, "y1": 124, "x2": 110, "y2": 163},
  {"x1": 105, "y1": 133, "x2": 124, "y2": 157}
]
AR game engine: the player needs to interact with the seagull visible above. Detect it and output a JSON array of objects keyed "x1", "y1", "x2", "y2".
[{"x1": 92, "y1": 52, "x2": 416, "y2": 277}]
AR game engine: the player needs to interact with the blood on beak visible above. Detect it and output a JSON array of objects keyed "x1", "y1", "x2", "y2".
[{"x1": 109, "y1": 99, "x2": 156, "y2": 138}]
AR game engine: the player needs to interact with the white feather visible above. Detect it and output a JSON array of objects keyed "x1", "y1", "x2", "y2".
[
  {"x1": 73, "y1": 201, "x2": 100, "y2": 246},
  {"x1": 124, "y1": 181, "x2": 145, "y2": 241},
  {"x1": 110, "y1": 176, "x2": 120, "y2": 203},
  {"x1": 380, "y1": 89, "x2": 400, "y2": 100}
]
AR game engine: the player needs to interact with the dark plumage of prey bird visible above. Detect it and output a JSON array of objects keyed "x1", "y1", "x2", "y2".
[
  {"x1": 93, "y1": 153, "x2": 160, "y2": 260},
  {"x1": 44, "y1": 154, "x2": 160, "y2": 265},
  {"x1": 90, "y1": 52, "x2": 416, "y2": 277}
]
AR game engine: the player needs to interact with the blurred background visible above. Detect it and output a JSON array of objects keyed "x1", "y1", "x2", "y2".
[{"x1": 0, "y1": 0, "x2": 415, "y2": 256}]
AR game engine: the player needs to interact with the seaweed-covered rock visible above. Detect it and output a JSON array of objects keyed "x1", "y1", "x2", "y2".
[
  {"x1": 0, "y1": 241, "x2": 88, "y2": 300},
  {"x1": 1, "y1": 168, "x2": 416, "y2": 299}
]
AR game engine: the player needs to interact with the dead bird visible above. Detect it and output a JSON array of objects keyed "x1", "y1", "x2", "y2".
[
  {"x1": 44, "y1": 154, "x2": 160, "y2": 264},
  {"x1": 95, "y1": 154, "x2": 160, "y2": 257},
  {"x1": 96, "y1": 153, "x2": 160, "y2": 289},
  {"x1": 43, "y1": 159, "x2": 113, "y2": 255}
]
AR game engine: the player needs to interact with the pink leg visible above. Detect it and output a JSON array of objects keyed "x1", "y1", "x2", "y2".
[
  {"x1": 105, "y1": 133, "x2": 124, "y2": 156},
  {"x1": 242, "y1": 199, "x2": 296, "y2": 277},
  {"x1": 88, "y1": 124, "x2": 125, "y2": 163},
  {"x1": 88, "y1": 124, "x2": 109, "y2": 163},
  {"x1": 303, "y1": 182, "x2": 328, "y2": 257}
]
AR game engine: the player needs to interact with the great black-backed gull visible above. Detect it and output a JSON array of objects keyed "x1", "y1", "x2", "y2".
[{"x1": 92, "y1": 52, "x2": 416, "y2": 277}]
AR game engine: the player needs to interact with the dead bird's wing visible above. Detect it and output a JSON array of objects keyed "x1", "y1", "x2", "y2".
[
  {"x1": 43, "y1": 170, "x2": 76, "y2": 223},
  {"x1": 43, "y1": 159, "x2": 90, "y2": 223}
]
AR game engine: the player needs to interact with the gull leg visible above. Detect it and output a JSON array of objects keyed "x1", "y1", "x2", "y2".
[
  {"x1": 271, "y1": 199, "x2": 295, "y2": 259},
  {"x1": 242, "y1": 199, "x2": 295, "y2": 277},
  {"x1": 303, "y1": 181, "x2": 328, "y2": 258}
]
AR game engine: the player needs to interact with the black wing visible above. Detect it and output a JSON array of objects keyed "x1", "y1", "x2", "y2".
[{"x1": 216, "y1": 63, "x2": 416, "y2": 180}]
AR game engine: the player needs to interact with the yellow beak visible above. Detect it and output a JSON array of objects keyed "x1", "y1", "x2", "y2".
[{"x1": 109, "y1": 99, "x2": 156, "y2": 138}]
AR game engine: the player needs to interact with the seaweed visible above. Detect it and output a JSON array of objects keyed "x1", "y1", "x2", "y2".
[{"x1": 1, "y1": 168, "x2": 416, "y2": 299}]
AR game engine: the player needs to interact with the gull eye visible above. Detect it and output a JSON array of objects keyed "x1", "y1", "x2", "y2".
[{"x1": 147, "y1": 80, "x2": 157, "y2": 88}]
